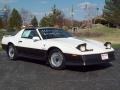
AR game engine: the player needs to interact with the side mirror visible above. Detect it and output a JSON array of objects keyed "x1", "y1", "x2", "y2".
[{"x1": 32, "y1": 37, "x2": 40, "y2": 42}]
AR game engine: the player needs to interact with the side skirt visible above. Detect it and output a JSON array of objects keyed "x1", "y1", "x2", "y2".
[
  {"x1": 18, "y1": 54, "x2": 47, "y2": 61},
  {"x1": 15, "y1": 46, "x2": 48, "y2": 61}
]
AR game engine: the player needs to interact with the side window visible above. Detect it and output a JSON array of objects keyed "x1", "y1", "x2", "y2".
[
  {"x1": 39, "y1": 29, "x2": 46, "y2": 39},
  {"x1": 21, "y1": 30, "x2": 39, "y2": 39}
]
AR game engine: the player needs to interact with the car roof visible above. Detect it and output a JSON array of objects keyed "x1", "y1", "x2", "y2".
[{"x1": 24, "y1": 27, "x2": 61, "y2": 30}]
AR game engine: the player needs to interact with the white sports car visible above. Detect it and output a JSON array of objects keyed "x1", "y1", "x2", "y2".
[{"x1": 1, "y1": 27, "x2": 115, "y2": 69}]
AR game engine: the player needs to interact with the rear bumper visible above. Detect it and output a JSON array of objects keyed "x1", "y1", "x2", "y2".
[{"x1": 64, "y1": 52, "x2": 115, "y2": 66}]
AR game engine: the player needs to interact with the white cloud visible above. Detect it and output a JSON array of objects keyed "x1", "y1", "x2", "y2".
[{"x1": 78, "y1": 2, "x2": 96, "y2": 9}]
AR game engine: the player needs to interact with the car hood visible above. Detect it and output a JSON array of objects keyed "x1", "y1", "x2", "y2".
[
  {"x1": 47, "y1": 37, "x2": 105, "y2": 49},
  {"x1": 45, "y1": 37, "x2": 114, "y2": 54}
]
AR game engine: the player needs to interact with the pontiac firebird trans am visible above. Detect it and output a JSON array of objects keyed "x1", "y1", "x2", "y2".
[{"x1": 1, "y1": 27, "x2": 115, "y2": 69}]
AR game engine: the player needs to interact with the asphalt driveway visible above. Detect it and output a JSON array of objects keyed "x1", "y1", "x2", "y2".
[{"x1": 0, "y1": 49, "x2": 119, "y2": 90}]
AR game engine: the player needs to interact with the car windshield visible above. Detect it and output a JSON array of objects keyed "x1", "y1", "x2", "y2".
[{"x1": 39, "y1": 29, "x2": 72, "y2": 39}]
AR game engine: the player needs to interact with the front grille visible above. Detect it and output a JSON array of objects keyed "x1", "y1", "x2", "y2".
[{"x1": 83, "y1": 52, "x2": 115, "y2": 65}]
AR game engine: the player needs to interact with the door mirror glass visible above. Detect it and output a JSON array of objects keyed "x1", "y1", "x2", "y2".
[{"x1": 32, "y1": 37, "x2": 40, "y2": 42}]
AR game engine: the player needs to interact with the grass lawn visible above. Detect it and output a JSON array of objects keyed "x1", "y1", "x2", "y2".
[
  {"x1": 112, "y1": 44, "x2": 120, "y2": 49},
  {"x1": 76, "y1": 24, "x2": 120, "y2": 49}
]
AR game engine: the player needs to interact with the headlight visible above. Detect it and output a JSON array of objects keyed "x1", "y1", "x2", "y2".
[
  {"x1": 80, "y1": 45, "x2": 86, "y2": 52},
  {"x1": 77, "y1": 43, "x2": 87, "y2": 52},
  {"x1": 104, "y1": 42, "x2": 111, "y2": 49}
]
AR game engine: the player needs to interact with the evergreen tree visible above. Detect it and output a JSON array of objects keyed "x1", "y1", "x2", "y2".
[
  {"x1": 0, "y1": 18, "x2": 4, "y2": 29},
  {"x1": 40, "y1": 16, "x2": 52, "y2": 27},
  {"x1": 103, "y1": 0, "x2": 120, "y2": 26},
  {"x1": 31, "y1": 16, "x2": 38, "y2": 27},
  {"x1": 39, "y1": 5, "x2": 64, "y2": 27},
  {"x1": 8, "y1": 8, "x2": 22, "y2": 30}
]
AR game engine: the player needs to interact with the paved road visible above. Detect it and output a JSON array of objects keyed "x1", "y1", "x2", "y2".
[{"x1": 0, "y1": 50, "x2": 119, "y2": 90}]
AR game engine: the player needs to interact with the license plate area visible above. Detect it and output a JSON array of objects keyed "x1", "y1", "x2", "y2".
[{"x1": 101, "y1": 53, "x2": 109, "y2": 60}]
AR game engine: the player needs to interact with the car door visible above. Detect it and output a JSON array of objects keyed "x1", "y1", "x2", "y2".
[{"x1": 17, "y1": 29, "x2": 46, "y2": 59}]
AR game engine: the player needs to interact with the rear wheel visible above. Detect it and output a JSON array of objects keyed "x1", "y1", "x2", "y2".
[
  {"x1": 7, "y1": 44, "x2": 18, "y2": 60},
  {"x1": 48, "y1": 49, "x2": 65, "y2": 70}
]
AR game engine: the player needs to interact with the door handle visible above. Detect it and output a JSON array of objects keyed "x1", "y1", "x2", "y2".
[{"x1": 18, "y1": 41, "x2": 22, "y2": 43}]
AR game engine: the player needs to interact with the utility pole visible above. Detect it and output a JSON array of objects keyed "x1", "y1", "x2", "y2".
[
  {"x1": 96, "y1": 7, "x2": 99, "y2": 16},
  {"x1": 71, "y1": 5, "x2": 74, "y2": 28},
  {"x1": 94, "y1": 7, "x2": 99, "y2": 24}
]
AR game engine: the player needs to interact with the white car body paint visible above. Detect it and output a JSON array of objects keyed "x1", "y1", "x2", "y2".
[{"x1": 1, "y1": 28, "x2": 114, "y2": 56}]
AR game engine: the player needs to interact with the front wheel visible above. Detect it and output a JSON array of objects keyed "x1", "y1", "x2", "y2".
[
  {"x1": 48, "y1": 49, "x2": 66, "y2": 70},
  {"x1": 7, "y1": 44, "x2": 18, "y2": 60}
]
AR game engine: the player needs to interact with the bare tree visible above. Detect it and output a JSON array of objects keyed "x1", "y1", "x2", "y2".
[
  {"x1": 0, "y1": 5, "x2": 11, "y2": 28},
  {"x1": 20, "y1": 9, "x2": 34, "y2": 26},
  {"x1": 80, "y1": 2, "x2": 98, "y2": 29}
]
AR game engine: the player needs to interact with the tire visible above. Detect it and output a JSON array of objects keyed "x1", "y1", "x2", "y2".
[
  {"x1": 48, "y1": 49, "x2": 66, "y2": 70},
  {"x1": 7, "y1": 44, "x2": 18, "y2": 60}
]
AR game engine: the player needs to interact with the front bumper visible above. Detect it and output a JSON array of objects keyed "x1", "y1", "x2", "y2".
[{"x1": 64, "y1": 52, "x2": 115, "y2": 66}]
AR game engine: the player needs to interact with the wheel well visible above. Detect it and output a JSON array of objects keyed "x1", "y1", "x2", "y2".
[
  {"x1": 7, "y1": 42, "x2": 14, "y2": 50},
  {"x1": 8, "y1": 42, "x2": 14, "y2": 46},
  {"x1": 47, "y1": 47, "x2": 62, "y2": 56}
]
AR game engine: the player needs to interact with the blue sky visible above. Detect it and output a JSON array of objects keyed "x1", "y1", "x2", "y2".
[{"x1": 0, "y1": 0, "x2": 105, "y2": 21}]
